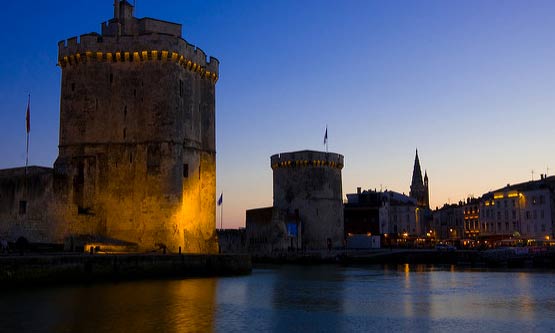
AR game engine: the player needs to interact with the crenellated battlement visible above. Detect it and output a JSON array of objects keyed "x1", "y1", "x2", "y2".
[
  {"x1": 58, "y1": 33, "x2": 219, "y2": 82},
  {"x1": 271, "y1": 150, "x2": 344, "y2": 170},
  {"x1": 57, "y1": 0, "x2": 219, "y2": 83}
]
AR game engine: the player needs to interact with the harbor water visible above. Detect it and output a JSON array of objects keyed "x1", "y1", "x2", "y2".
[{"x1": 1, "y1": 264, "x2": 554, "y2": 332}]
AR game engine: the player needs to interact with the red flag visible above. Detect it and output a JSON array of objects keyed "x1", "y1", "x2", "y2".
[{"x1": 26, "y1": 95, "x2": 30, "y2": 133}]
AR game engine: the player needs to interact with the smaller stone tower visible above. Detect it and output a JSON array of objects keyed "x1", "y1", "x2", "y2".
[
  {"x1": 271, "y1": 150, "x2": 344, "y2": 250},
  {"x1": 409, "y1": 149, "x2": 429, "y2": 208}
]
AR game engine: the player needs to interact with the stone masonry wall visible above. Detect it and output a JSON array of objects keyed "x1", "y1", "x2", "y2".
[
  {"x1": 0, "y1": 167, "x2": 64, "y2": 243},
  {"x1": 52, "y1": 2, "x2": 218, "y2": 253},
  {"x1": 271, "y1": 151, "x2": 344, "y2": 250}
]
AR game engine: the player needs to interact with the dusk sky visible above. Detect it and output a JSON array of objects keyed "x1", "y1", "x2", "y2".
[{"x1": 1, "y1": 0, "x2": 554, "y2": 228}]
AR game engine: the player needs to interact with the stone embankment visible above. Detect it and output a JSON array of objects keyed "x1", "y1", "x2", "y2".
[
  {"x1": 0, "y1": 253, "x2": 251, "y2": 287},
  {"x1": 252, "y1": 249, "x2": 555, "y2": 269},
  {"x1": 479, "y1": 247, "x2": 555, "y2": 267}
]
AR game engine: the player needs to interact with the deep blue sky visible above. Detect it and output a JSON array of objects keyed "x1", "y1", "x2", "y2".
[{"x1": 1, "y1": 1, "x2": 554, "y2": 228}]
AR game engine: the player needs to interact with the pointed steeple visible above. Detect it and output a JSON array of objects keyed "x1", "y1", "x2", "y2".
[
  {"x1": 410, "y1": 149, "x2": 429, "y2": 208},
  {"x1": 411, "y1": 149, "x2": 423, "y2": 187}
]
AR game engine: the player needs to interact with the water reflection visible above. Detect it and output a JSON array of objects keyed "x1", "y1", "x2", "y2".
[
  {"x1": 2, "y1": 266, "x2": 555, "y2": 332},
  {"x1": 271, "y1": 265, "x2": 344, "y2": 332},
  {"x1": 0, "y1": 278, "x2": 217, "y2": 333},
  {"x1": 398, "y1": 264, "x2": 432, "y2": 331}
]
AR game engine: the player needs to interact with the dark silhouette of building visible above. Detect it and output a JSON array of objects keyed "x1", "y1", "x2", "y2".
[
  {"x1": 344, "y1": 187, "x2": 381, "y2": 237},
  {"x1": 409, "y1": 149, "x2": 430, "y2": 209}
]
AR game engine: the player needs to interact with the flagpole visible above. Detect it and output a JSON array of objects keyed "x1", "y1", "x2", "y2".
[
  {"x1": 324, "y1": 125, "x2": 328, "y2": 153},
  {"x1": 25, "y1": 94, "x2": 30, "y2": 177},
  {"x1": 220, "y1": 192, "x2": 223, "y2": 230},
  {"x1": 220, "y1": 200, "x2": 223, "y2": 230}
]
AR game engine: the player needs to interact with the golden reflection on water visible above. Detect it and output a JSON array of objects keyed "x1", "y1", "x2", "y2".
[
  {"x1": 516, "y1": 272, "x2": 535, "y2": 320},
  {"x1": 403, "y1": 263, "x2": 410, "y2": 287},
  {"x1": 393, "y1": 264, "x2": 548, "y2": 324},
  {"x1": 54, "y1": 278, "x2": 217, "y2": 333},
  {"x1": 402, "y1": 264, "x2": 413, "y2": 318}
]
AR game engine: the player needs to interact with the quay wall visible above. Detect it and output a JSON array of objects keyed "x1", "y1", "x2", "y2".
[
  {"x1": 0, "y1": 254, "x2": 251, "y2": 287},
  {"x1": 252, "y1": 249, "x2": 555, "y2": 269}
]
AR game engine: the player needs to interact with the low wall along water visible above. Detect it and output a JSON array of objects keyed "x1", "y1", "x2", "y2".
[{"x1": 0, "y1": 254, "x2": 251, "y2": 287}]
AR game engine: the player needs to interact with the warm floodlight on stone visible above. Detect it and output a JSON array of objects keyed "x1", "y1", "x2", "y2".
[{"x1": 0, "y1": 1, "x2": 219, "y2": 254}]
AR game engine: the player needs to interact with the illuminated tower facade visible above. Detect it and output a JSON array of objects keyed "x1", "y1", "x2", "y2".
[{"x1": 54, "y1": 1, "x2": 219, "y2": 252}]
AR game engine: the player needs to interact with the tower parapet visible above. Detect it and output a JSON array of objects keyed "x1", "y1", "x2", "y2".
[
  {"x1": 58, "y1": 34, "x2": 218, "y2": 83},
  {"x1": 271, "y1": 150, "x2": 344, "y2": 170},
  {"x1": 58, "y1": 1, "x2": 218, "y2": 82}
]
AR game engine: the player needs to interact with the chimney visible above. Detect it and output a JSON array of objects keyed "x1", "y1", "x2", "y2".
[{"x1": 357, "y1": 187, "x2": 361, "y2": 195}]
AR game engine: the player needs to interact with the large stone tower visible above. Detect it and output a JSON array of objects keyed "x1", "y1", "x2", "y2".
[
  {"x1": 54, "y1": 1, "x2": 218, "y2": 253},
  {"x1": 271, "y1": 150, "x2": 344, "y2": 250},
  {"x1": 409, "y1": 149, "x2": 429, "y2": 208}
]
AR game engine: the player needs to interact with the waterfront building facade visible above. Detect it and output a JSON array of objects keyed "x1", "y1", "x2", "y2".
[
  {"x1": 463, "y1": 197, "x2": 481, "y2": 239},
  {"x1": 479, "y1": 176, "x2": 555, "y2": 241},
  {"x1": 432, "y1": 203, "x2": 464, "y2": 240},
  {"x1": 379, "y1": 190, "x2": 419, "y2": 237}
]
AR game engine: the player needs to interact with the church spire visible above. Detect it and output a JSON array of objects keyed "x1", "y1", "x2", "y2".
[
  {"x1": 410, "y1": 149, "x2": 429, "y2": 208},
  {"x1": 411, "y1": 149, "x2": 423, "y2": 187}
]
